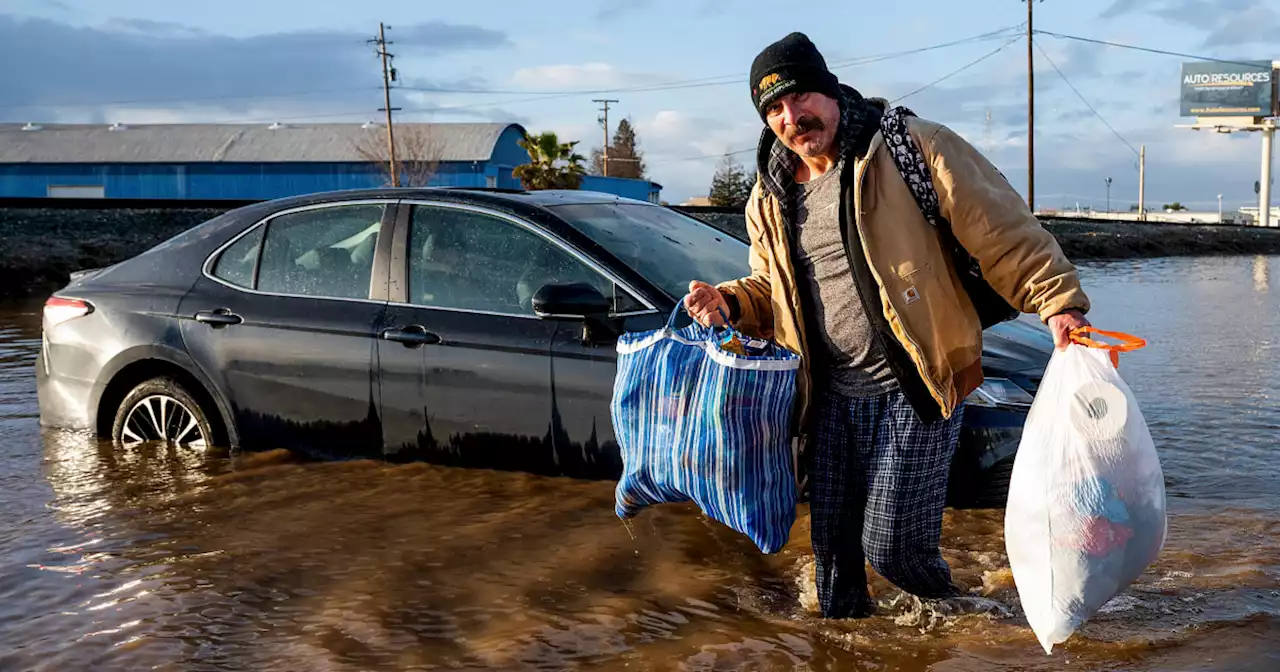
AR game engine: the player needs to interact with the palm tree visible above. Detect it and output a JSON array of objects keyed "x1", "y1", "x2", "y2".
[{"x1": 513, "y1": 131, "x2": 587, "y2": 190}]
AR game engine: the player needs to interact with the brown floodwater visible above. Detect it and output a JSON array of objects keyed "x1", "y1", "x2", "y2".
[{"x1": 1, "y1": 255, "x2": 1278, "y2": 671}]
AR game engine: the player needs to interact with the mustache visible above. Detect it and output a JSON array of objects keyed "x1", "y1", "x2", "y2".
[{"x1": 786, "y1": 116, "x2": 826, "y2": 139}]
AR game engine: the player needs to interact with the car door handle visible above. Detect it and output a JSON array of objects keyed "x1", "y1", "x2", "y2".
[
  {"x1": 380, "y1": 325, "x2": 441, "y2": 347},
  {"x1": 194, "y1": 309, "x2": 243, "y2": 326}
]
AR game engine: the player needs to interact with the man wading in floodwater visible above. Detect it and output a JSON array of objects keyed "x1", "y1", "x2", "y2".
[{"x1": 685, "y1": 32, "x2": 1092, "y2": 618}]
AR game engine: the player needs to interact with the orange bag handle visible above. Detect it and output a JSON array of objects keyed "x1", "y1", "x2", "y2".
[{"x1": 1069, "y1": 327, "x2": 1146, "y2": 368}]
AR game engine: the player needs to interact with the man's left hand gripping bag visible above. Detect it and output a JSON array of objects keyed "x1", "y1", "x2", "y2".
[{"x1": 610, "y1": 302, "x2": 802, "y2": 554}]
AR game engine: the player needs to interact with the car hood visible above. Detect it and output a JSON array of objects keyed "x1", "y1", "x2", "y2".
[{"x1": 981, "y1": 318, "x2": 1054, "y2": 375}]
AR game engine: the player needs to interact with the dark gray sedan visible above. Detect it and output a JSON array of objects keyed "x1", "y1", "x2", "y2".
[{"x1": 35, "y1": 188, "x2": 1051, "y2": 507}]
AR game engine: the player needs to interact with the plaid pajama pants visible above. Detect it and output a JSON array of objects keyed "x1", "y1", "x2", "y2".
[{"x1": 809, "y1": 388, "x2": 966, "y2": 618}]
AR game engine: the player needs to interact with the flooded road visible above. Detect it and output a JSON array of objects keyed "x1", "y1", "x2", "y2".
[{"x1": 1, "y1": 255, "x2": 1278, "y2": 671}]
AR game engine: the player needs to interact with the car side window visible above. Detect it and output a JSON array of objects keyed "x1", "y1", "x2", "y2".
[
  {"x1": 212, "y1": 225, "x2": 264, "y2": 288},
  {"x1": 252, "y1": 204, "x2": 385, "y2": 299},
  {"x1": 407, "y1": 205, "x2": 645, "y2": 316}
]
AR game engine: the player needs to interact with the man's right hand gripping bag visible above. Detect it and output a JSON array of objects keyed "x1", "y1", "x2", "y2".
[{"x1": 1005, "y1": 327, "x2": 1167, "y2": 654}]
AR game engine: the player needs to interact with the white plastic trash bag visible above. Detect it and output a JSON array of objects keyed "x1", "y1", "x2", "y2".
[{"x1": 1005, "y1": 327, "x2": 1167, "y2": 654}]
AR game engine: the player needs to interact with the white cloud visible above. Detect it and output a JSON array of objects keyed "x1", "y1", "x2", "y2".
[
  {"x1": 641, "y1": 110, "x2": 688, "y2": 139},
  {"x1": 542, "y1": 122, "x2": 599, "y2": 150},
  {"x1": 635, "y1": 110, "x2": 759, "y2": 155},
  {"x1": 1154, "y1": 124, "x2": 1261, "y2": 166},
  {"x1": 626, "y1": 110, "x2": 763, "y2": 201}
]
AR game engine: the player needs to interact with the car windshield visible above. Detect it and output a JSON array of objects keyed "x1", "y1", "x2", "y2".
[{"x1": 548, "y1": 203, "x2": 750, "y2": 300}]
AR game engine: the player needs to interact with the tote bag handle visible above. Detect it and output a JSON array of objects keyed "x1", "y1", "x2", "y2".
[
  {"x1": 1069, "y1": 327, "x2": 1146, "y2": 369},
  {"x1": 668, "y1": 297, "x2": 735, "y2": 339}
]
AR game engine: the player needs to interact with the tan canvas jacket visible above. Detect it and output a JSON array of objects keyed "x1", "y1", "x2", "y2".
[{"x1": 717, "y1": 115, "x2": 1090, "y2": 432}]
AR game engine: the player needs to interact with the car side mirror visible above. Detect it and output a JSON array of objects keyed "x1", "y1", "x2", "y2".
[
  {"x1": 533, "y1": 282, "x2": 619, "y2": 347},
  {"x1": 532, "y1": 282, "x2": 611, "y2": 319}
]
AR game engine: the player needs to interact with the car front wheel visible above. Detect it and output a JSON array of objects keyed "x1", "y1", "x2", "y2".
[{"x1": 111, "y1": 377, "x2": 214, "y2": 449}]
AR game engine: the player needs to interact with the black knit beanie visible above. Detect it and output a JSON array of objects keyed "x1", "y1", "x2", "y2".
[{"x1": 749, "y1": 32, "x2": 841, "y2": 120}]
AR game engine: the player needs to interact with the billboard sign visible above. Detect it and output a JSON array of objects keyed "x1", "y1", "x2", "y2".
[{"x1": 1179, "y1": 60, "x2": 1275, "y2": 118}]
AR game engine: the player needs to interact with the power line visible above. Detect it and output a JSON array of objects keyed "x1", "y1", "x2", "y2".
[
  {"x1": 1033, "y1": 38, "x2": 1139, "y2": 157},
  {"x1": 664, "y1": 147, "x2": 756, "y2": 164},
  {"x1": 834, "y1": 25, "x2": 1024, "y2": 66},
  {"x1": 1032, "y1": 30, "x2": 1271, "y2": 68},
  {"x1": 891, "y1": 36, "x2": 1022, "y2": 104},
  {"x1": 214, "y1": 29, "x2": 1027, "y2": 126},
  {"x1": 652, "y1": 37, "x2": 1024, "y2": 167},
  {"x1": 4, "y1": 26, "x2": 1024, "y2": 121},
  {"x1": 181, "y1": 30, "x2": 1018, "y2": 126},
  {"x1": 53, "y1": 25, "x2": 1015, "y2": 116},
  {"x1": 394, "y1": 25, "x2": 1026, "y2": 100}
]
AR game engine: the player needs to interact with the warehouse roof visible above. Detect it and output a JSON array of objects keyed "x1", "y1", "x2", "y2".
[{"x1": 0, "y1": 122, "x2": 526, "y2": 164}]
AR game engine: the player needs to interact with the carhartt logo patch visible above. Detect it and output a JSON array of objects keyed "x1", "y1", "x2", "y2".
[
  {"x1": 758, "y1": 72, "x2": 781, "y2": 91},
  {"x1": 904, "y1": 286, "x2": 920, "y2": 304}
]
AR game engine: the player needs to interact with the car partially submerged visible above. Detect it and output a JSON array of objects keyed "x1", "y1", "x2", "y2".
[{"x1": 35, "y1": 187, "x2": 1050, "y2": 507}]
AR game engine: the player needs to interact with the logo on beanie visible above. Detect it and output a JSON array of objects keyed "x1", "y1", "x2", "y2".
[{"x1": 758, "y1": 72, "x2": 782, "y2": 92}]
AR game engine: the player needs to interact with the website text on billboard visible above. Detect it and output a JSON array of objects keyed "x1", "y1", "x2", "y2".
[{"x1": 1180, "y1": 60, "x2": 1276, "y2": 118}]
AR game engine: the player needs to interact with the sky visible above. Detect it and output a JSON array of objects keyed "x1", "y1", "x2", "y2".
[{"x1": 0, "y1": 0, "x2": 1277, "y2": 209}]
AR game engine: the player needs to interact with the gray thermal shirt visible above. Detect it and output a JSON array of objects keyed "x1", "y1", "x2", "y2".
[{"x1": 792, "y1": 160, "x2": 899, "y2": 398}]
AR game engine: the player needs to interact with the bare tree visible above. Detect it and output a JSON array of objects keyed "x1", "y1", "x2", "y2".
[{"x1": 353, "y1": 123, "x2": 443, "y2": 187}]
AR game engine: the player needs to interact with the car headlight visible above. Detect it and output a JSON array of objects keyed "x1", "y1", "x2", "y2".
[{"x1": 966, "y1": 377, "x2": 1035, "y2": 409}]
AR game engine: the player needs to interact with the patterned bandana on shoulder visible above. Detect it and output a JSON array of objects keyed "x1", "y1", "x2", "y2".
[{"x1": 758, "y1": 85, "x2": 884, "y2": 220}]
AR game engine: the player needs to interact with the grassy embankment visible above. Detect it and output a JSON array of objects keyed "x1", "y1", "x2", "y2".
[
  {"x1": 690, "y1": 212, "x2": 1280, "y2": 259},
  {"x1": 0, "y1": 208, "x2": 224, "y2": 299}
]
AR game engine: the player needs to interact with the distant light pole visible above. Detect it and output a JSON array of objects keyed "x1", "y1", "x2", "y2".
[
  {"x1": 1218, "y1": 193, "x2": 1223, "y2": 223},
  {"x1": 1105, "y1": 177, "x2": 1112, "y2": 214}
]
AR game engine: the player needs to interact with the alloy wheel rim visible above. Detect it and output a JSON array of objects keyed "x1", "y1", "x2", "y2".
[{"x1": 121, "y1": 394, "x2": 207, "y2": 448}]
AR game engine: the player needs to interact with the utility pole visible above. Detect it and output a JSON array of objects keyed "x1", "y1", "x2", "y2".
[
  {"x1": 594, "y1": 99, "x2": 618, "y2": 177},
  {"x1": 370, "y1": 23, "x2": 400, "y2": 187},
  {"x1": 1026, "y1": 0, "x2": 1037, "y2": 213},
  {"x1": 1138, "y1": 145, "x2": 1146, "y2": 220}
]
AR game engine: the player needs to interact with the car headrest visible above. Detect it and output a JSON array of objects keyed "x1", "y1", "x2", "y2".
[
  {"x1": 421, "y1": 226, "x2": 466, "y2": 263},
  {"x1": 317, "y1": 246, "x2": 350, "y2": 267}
]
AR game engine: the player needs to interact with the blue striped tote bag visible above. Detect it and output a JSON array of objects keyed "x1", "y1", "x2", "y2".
[{"x1": 610, "y1": 302, "x2": 802, "y2": 554}]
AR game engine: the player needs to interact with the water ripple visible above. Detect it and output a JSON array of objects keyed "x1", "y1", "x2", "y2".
[{"x1": 0, "y1": 261, "x2": 1276, "y2": 670}]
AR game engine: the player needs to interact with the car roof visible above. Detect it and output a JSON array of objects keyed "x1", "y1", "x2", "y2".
[{"x1": 244, "y1": 186, "x2": 653, "y2": 217}]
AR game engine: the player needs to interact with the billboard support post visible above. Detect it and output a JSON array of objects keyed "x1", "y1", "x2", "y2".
[
  {"x1": 1138, "y1": 145, "x2": 1146, "y2": 221},
  {"x1": 1263, "y1": 122, "x2": 1274, "y2": 228}
]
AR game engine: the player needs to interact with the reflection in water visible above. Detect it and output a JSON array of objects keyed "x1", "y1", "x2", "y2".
[
  {"x1": 1254, "y1": 254, "x2": 1269, "y2": 293},
  {"x1": 17, "y1": 432, "x2": 1279, "y2": 671},
  {"x1": 1, "y1": 259, "x2": 1279, "y2": 670}
]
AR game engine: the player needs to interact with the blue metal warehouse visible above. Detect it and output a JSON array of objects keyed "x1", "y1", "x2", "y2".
[{"x1": 0, "y1": 121, "x2": 662, "y2": 203}]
